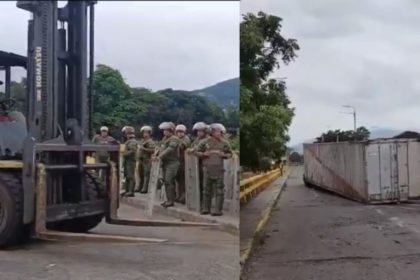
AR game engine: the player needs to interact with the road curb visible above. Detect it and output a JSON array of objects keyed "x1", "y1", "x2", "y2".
[
  {"x1": 121, "y1": 197, "x2": 239, "y2": 235},
  {"x1": 240, "y1": 171, "x2": 290, "y2": 273}
]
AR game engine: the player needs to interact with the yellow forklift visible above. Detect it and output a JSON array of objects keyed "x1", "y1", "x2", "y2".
[{"x1": 0, "y1": 0, "x2": 213, "y2": 248}]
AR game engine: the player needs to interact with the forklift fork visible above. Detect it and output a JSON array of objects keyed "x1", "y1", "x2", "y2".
[{"x1": 34, "y1": 162, "x2": 218, "y2": 244}]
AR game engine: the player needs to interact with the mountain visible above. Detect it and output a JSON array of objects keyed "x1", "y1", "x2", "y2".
[
  {"x1": 192, "y1": 77, "x2": 239, "y2": 108},
  {"x1": 368, "y1": 128, "x2": 403, "y2": 139}
]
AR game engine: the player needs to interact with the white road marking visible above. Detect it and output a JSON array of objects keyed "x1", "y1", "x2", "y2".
[
  {"x1": 390, "y1": 217, "x2": 404, "y2": 228},
  {"x1": 398, "y1": 206, "x2": 420, "y2": 211},
  {"x1": 371, "y1": 206, "x2": 420, "y2": 236}
]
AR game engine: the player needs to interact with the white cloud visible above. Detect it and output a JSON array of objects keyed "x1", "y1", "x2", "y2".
[
  {"x1": 0, "y1": 1, "x2": 239, "y2": 91},
  {"x1": 242, "y1": 0, "x2": 420, "y2": 145}
]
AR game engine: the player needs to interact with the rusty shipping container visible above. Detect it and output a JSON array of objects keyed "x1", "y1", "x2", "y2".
[{"x1": 303, "y1": 139, "x2": 420, "y2": 204}]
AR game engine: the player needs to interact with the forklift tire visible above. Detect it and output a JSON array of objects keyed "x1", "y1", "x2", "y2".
[
  {"x1": 0, "y1": 172, "x2": 24, "y2": 248},
  {"x1": 47, "y1": 172, "x2": 105, "y2": 233}
]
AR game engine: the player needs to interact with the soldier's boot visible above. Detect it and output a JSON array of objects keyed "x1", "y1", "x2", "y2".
[
  {"x1": 201, "y1": 185, "x2": 211, "y2": 215},
  {"x1": 212, "y1": 183, "x2": 224, "y2": 216},
  {"x1": 125, "y1": 178, "x2": 135, "y2": 197},
  {"x1": 121, "y1": 181, "x2": 128, "y2": 196},
  {"x1": 140, "y1": 177, "x2": 149, "y2": 194},
  {"x1": 177, "y1": 182, "x2": 186, "y2": 204},
  {"x1": 161, "y1": 181, "x2": 175, "y2": 208},
  {"x1": 212, "y1": 195, "x2": 224, "y2": 216},
  {"x1": 201, "y1": 193, "x2": 211, "y2": 215}
]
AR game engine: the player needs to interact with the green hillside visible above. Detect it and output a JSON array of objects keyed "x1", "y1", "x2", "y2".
[{"x1": 193, "y1": 77, "x2": 239, "y2": 108}]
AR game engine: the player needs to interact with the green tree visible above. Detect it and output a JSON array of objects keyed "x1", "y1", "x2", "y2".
[
  {"x1": 92, "y1": 64, "x2": 230, "y2": 137},
  {"x1": 225, "y1": 106, "x2": 239, "y2": 128},
  {"x1": 315, "y1": 126, "x2": 370, "y2": 143},
  {"x1": 240, "y1": 11, "x2": 299, "y2": 171},
  {"x1": 92, "y1": 64, "x2": 134, "y2": 132},
  {"x1": 289, "y1": 151, "x2": 302, "y2": 163}
]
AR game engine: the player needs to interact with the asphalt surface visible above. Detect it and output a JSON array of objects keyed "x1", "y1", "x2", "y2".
[
  {"x1": 244, "y1": 166, "x2": 420, "y2": 280},
  {"x1": 0, "y1": 204, "x2": 239, "y2": 280}
]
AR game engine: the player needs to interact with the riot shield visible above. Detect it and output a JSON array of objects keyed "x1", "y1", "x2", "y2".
[{"x1": 185, "y1": 152, "x2": 201, "y2": 211}]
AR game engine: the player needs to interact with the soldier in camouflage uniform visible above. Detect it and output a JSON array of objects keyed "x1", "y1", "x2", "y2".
[
  {"x1": 137, "y1": 125, "x2": 156, "y2": 194},
  {"x1": 92, "y1": 126, "x2": 118, "y2": 181},
  {"x1": 187, "y1": 122, "x2": 208, "y2": 211},
  {"x1": 92, "y1": 126, "x2": 118, "y2": 161},
  {"x1": 122, "y1": 127, "x2": 138, "y2": 197},
  {"x1": 195, "y1": 123, "x2": 232, "y2": 216},
  {"x1": 154, "y1": 122, "x2": 180, "y2": 208},
  {"x1": 175, "y1": 124, "x2": 191, "y2": 204}
]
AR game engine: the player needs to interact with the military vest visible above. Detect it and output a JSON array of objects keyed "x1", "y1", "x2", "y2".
[
  {"x1": 178, "y1": 135, "x2": 191, "y2": 162},
  {"x1": 93, "y1": 135, "x2": 116, "y2": 158},
  {"x1": 137, "y1": 138, "x2": 155, "y2": 161},
  {"x1": 198, "y1": 137, "x2": 232, "y2": 178},
  {"x1": 124, "y1": 138, "x2": 138, "y2": 161},
  {"x1": 159, "y1": 135, "x2": 180, "y2": 163}
]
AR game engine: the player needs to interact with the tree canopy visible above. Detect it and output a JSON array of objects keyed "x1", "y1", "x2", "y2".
[
  {"x1": 91, "y1": 64, "x2": 236, "y2": 138},
  {"x1": 240, "y1": 11, "x2": 299, "y2": 171},
  {"x1": 4, "y1": 63, "x2": 238, "y2": 144},
  {"x1": 289, "y1": 151, "x2": 302, "y2": 163},
  {"x1": 315, "y1": 127, "x2": 370, "y2": 143}
]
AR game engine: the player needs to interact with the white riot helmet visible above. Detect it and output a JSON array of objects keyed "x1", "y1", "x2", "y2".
[
  {"x1": 192, "y1": 122, "x2": 207, "y2": 131},
  {"x1": 175, "y1": 124, "x2": 187, "y2": 132},
  {"x1": 124, "y1": 126, "x2": 135, "y2": 134},
  {"x1": 140, "y1": 125, "x2": 153, "y2": 133},
  {"x1": 210, "y1": 123, "x2": 226, "y2": 133},
  {"x1": 159, "y1": 122, "x2": 175, "y2": 131}
]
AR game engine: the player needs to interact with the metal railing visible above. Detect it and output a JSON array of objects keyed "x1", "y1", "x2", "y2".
[{"x1": 240, "y1": 165, "x2": 286, "y2": 205}]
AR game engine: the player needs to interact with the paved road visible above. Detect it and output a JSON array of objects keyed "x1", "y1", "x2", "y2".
[
  {"x1": 244, "y1": 166, "x2": 420, "y2": 280},
  {"x1": 0, "y1": 204, "x2": 239, "y2": 280}
]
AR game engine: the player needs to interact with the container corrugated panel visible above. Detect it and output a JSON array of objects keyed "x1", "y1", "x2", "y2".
[
  {"x1": 407, "y1": 141, "x2": 420, "y2": 198},
  {"x1": 304, "y1": 139, "x2": 413, "y2": 204},
  {"x1": 304, "y1": 142, "x2": 367, "y2": 202}
]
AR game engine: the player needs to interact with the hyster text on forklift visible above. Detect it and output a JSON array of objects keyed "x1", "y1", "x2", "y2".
[{"x1": 0, "y1": 0, "x2": 213, "y2": 248}]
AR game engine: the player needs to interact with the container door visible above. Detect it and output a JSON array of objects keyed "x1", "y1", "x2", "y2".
[
  {"x1": 366, "y1": 142, "x2": 407, "y2": 202},
  {"x1": 380, "y1": 143, "x2": 396, "y2": 200},
  {"x1": 396, "y1": 142, "x2": 409, "y2": 200},
  {"x1": 366, "y1": 144, "x2": 382, "y2": 201}
]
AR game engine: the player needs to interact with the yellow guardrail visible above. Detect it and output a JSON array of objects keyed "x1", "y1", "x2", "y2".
[{"x1": 240, "y1": 166, "x2": 286, "y2": 205}]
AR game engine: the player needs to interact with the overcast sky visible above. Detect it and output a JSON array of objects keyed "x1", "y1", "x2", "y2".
[
  {"x1": 242, "y1": 0, "x2": 420, "y2": 145},
  {"x1": 0, "y1": 1, "x2": 239, "y2": 91}
]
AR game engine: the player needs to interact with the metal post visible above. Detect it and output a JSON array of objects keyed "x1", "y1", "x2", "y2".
[
  {"x1": 88, "y1": 2, "x2": 95, "y2": 139},
  {"x1": 5, "y1": 66, "x2": 11, "y2": 99},
  {"x1": 353, "y1": 110, "x2": 356, "y2": 131}
]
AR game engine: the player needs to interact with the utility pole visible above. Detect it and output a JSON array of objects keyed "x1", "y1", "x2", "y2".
[{"x1": 341, "y1": 105, "x2": 356, "y2": 131}]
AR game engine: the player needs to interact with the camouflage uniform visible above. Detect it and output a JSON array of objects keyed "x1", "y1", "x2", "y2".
[
  {"x1": 196, "y1": 132, "x2": 232, "y2": 215},
  {"x1": 92, "y1": 128, "x2": 117, "y2": 181},
  {"x1": 175, "y1": 133, "x2": 191, "y2": 203},
  {"x1": 158, "y1": 133, "x2": 180, "y2": 206},
  {"x1": 92, "y1": 135, "x2": 117, "y2": 163},
  {"x1": 122, "y1": 131, "x2": 138, "y2": 197},
  {"x1": 137, "y1": 137, "x2": 156, "y2": 193}
]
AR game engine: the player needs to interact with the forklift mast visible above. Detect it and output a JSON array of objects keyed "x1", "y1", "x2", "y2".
[
  {"x1": 17, "y1": 0, "x2": 95, "y2": 143},
  {"x1": 6, "y1": 0, "x2": 215, "y2": 243}
]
